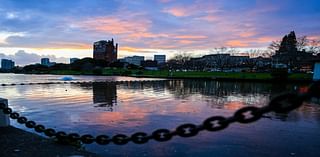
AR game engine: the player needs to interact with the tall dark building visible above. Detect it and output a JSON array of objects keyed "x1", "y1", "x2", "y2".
[{"x1": 93, "y1": 39, "x2": 118, "y2": 63}]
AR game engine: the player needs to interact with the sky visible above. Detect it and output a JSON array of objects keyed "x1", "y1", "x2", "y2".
[{"x1": 0, "y1": 0, "x2": 320, "y2": 65}]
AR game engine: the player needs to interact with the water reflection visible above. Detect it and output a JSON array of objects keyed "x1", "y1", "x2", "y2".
[
  {"x1": 1, "y1": 75, "x2": 320, "y2": 157},
  {"x1": 92, "y1": 82, "x2": 117, "y2": 110},
  {"x1": 81, "y1": 80, "x2": 311, "y2": 113}
]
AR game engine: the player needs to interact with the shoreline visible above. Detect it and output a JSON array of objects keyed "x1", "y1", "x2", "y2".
[
  {"x1": 0, "y1": 71, "x2": 314, "y2": 83},
  {"x1": 0, "y1": 126, "x2": 98, "y2": 157}
]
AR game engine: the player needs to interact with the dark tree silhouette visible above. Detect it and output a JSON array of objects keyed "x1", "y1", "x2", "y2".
[{"x1": 268, "y1": 32, "x2": 317, "y2": 54}]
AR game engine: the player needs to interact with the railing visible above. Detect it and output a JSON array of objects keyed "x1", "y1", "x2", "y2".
[{"x1": 1, "y1": 80, "x2": 319, "y2": 146}]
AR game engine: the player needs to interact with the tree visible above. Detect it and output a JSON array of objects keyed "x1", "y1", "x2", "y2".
[
  {"x1": 268, "y1": 31, "x2": 320, "y2": 55},
  {"x1": 171, "y1": 52, "x2": 192, "y2": 64},
  {"x1": 22, "y1": 64, "x2": 48, "y2": 72},
  {"x1": 278, "y1": 31, "x2": 297, "y2": 52},
  {"x1": 210, "y1": 47, "x2": 229, "y2": 54},
  {"x1": 168, "y1": 52, "x2": 192, "y2": 70},
  {"x1": 268, "y1": 40, "x2": 281, "y2": 52},
  {"x1": 268, "y1": 34, "x2": 318, "y2": 54},
  {"x1": 308, "y1": 39, "x2": 320, "y2": 55},
  {"x1": 246, "y1": 49, "x2": 274, "y2": 58},
  {"x1": 209, "y1": 47, "x2": 240, "y2": 70},
  {"x1": 297, "y1": 36, "x2": 308, "y2": 51},
  {"x1": 49, "y1": 63, "x2": 70, "y2": 70}
]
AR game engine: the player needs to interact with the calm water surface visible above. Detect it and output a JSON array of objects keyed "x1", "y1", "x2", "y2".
[{"x1": 0, "y1": 73, "x2": 320, "y2": 157}]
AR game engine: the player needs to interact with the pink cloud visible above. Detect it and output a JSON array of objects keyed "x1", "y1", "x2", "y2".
[
  {"x1": 158, "y1": 0, "x2": 173, "y2": 3},
  {"x1": 78, "y1": 17, "x2": 151, "y2": 35},
  {"x1": 127, "y1": 32, "x2": 169, "y2": 39},
  {"x1": 47, "y1": 41, "x2": 91, "y2": 49},
  {"x1": 163, "y1": 7, "x2": 191, "y2": 17},
  {"x1": 68, "y1": 3, "x2": 289, "y2": 52},
  {"x1": 197, "y1": 15, "x2": 219, "y2": 22},
  {"x1": 309, "y1": 36, "x2": 320, "y2": 40},
  {"x1": 255, "y1": 37, "x2": 278, "y2": 43},
  {"x1": 175, "y1": 35, "x2": 208, "y2": 39},
  {"x1": 226, "y1": 40, "x2": 249, "y2": 47},
  {"x1": 239, "y1": 31, "x2": 257, "y2": 38},
  {"x1": 178, "y1": 40, "x2": 196, "y2": 44}
]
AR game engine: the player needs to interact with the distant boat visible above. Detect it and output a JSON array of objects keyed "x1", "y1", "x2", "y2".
[{"x1": 60, "y1": 76, "x2": 73, "y2": 81}]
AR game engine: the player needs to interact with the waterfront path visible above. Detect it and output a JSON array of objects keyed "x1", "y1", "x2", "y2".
[{"x1": 0, "y1": 126, "x2": 98, "y2": 157}]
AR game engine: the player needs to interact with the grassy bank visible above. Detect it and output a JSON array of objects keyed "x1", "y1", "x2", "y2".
[
  {"x1": 142, "y1": 70, "x2": 312, "y2": 81},
  {"x1": 28, "y1": 68, "x2": 313, "y2": 81}
]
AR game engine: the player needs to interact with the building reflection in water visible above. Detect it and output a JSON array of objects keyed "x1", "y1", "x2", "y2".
[
  {"x1": 92, "y1": 82, "x2": 117, "y2": 111},
  {"x1": 75, "y1": 80, "x2": 313, "y2": 122}
]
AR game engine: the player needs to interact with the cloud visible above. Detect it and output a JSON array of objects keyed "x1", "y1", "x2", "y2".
[
  {"x1": 158, "y1": 0, "x2": 173, "y2": 3},
  {"x1": 0, "y1": 50, "x2": 68, "y2": 66},
  {"x1": 0, "y1": 0, "x2": 319, "y2": 64},
  {"x1": 226, "y1": 40, "x2": 249, "y2": 47},
  {"x1": 163, "y1": 7, "x2": 191, "y2": 17},
  {"x1": 196, "y1": 15, "x2": 219, "y2": 22},
  {"x1": 238, "y1": 32, "x2": 257, "y2": 38},
  {"x1": 174, "y1": 35, "x2": 207, "y2": 39},
  {"x1": 0, "y1": 31, "x2": 27, "y2": 44},
  {"x1": 79, "y1": 17, "x2": 151, "y2": 35}
]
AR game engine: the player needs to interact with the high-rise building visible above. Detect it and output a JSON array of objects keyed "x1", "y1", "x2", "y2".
[
  {"x1": 122, "y1": 56, "x2": 145, "y2": 66},
  {"x1": 41, "y1": 58, "x2": 50, "y2": 66},
  {"x1": 154, "y1": 55, "x2": 166, "y2": 64},
  {"x1": 1, "y1": 59, "x2": 15, "y2": 70},
  {"x1": 70, "y1": 58, "x2": 80, "y2": 64},
  {"x1": 93, "y1": 39, "x2": 118, "y2": 63}
]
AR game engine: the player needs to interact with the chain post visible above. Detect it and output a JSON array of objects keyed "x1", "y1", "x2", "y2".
[{"x1": 0, "y1": 98, "x2": 10, "y2": 127}]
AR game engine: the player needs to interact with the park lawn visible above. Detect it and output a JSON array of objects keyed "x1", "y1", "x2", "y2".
[
  {"x1": 49, "y1": 70, "x2": 93, "y2": 75},
  {"x1": 288, "y1": 73, "x2": 312, "y2": 80},
  {"x1": 141, "y1": 70, "x2": 169, "y2": 77},
  {"x1": 141, "y1": 70, "x2": 312, "y2": 80},
  {"x1": 142, "y1": 70, "x2": 272, "y2": 79},
  {"x1": 102, "y1": 68, "x2": 141, "y2": 75}
]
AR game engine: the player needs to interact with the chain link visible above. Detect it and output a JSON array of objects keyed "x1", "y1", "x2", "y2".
[{"x1": 1, "y1": 80, "x2": 319, "y2": 146}]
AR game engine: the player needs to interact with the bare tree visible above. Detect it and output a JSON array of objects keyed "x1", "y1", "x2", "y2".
[
  {"x1": 297, "y1": 36, "x2": 308, "y2": 51},
  {"x1": 168, "y1": 52, "x2": 193, "y2": 70},
  {"x1": 261, "y1": 51, "x2": 275, "y2": 58},
  {"x1": 171, "y1": 52, "x2": 191, "y2": 64},
  {"x1": 268, "y1": 40, "x2": 281, "y2": 52},
  {"x1": 210, "y1": 47, "x2": 228, "y2": 54},
  {"x1": 243, "y1": 49, "x2": 274, "y2": 58},
  {"x1": 268, "y1": 35, "x2": 319, "y2": 54},
  {"x1": 308, "y1": 39, "x2": 320, "y2": 55}
]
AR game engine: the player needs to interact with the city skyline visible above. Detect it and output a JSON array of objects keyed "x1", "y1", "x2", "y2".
[{"x1": 0, "y1": 0, "x2": 320, "y2": 65}]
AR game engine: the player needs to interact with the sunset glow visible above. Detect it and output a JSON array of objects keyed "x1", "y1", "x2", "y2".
[{"x1": 0, "y1": 0, "x2": 319, "y2": 65}]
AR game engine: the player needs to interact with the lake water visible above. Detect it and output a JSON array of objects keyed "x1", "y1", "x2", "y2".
[{"x1": 1, "y1": 73, "x2": 320, "y2": 157}]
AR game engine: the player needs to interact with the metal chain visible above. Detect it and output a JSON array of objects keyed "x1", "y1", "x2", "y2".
[{"x1": 1, "y1": 80, "x2": 319, "y2": 145}]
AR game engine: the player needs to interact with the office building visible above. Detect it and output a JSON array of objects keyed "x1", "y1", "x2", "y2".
[
  {"x1": 93, "y1": 39, "x2": 118, "y2": 63},
  {"x1": 154, "y1": 55, "x2": 166, "y2": 64},
  {"x1": 1, "y1": 59, "x2": 15, "y2": 70},
  {"x1": 41, "y1": 58, "x2": 50, "y2": 66},
  {"x1": 122, "y1": 56, "x2": 145, "y2": 66}
]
